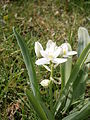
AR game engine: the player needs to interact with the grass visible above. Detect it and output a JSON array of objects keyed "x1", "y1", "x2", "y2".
[{"x1": 0, "y1": 0, "x2": 90, "y2": 119}]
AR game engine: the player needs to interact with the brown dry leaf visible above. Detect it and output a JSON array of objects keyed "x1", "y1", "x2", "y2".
[{"x1": 7, "y1": 100, "x2": 21, "y2": 120}]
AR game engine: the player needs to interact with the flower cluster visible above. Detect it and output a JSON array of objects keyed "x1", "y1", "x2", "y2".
[{"x1": 35, "y1": 40, "x2": 77, "y2": 87}]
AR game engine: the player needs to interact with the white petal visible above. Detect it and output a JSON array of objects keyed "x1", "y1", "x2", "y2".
[
  {"x1": 43, "y1": 65, "x2": 51, "y2": 71},
  {"x1": 35, "y1": 58, "x2": 50, "y2": 65},
  {"x1": 61, "y1": 43, "x2": 72, "y2": 51},
  {"x1": 40, "y1": 79, "x2": 50, "y2": 88},
  {"x1": 46, "y1": 40, "x2": 56, "y2": 53},
  {"x1": 54, "y1": 47, "x2": 63, "y2": 58},
  {"x1": 61, "y1": 43, "x2": 68, "y2": 51},
  {"x1": 54, "y1": 63, "x2": 59, "y2": 68},
  {"x1": 50, "y1": 77, "x2": 61, "y2": 85},
  {"x1": 67, "y1": 51, "x2": 77, "y2": 56},
  {"x1": 63, "y1": 55, "x2": 69, "y2": 58},
  {"x1": 35, "y1": 42, "x2": 43, "y2": 58},
  {"x1": 40, "y1": 50, "x2": 48, "y2": 58},
  {"x1": 53, "y1": 58, "x2": 67, "y2": 64},
  {"x1": 46, "y1": 40, "x2": 55, "y2": 49}
]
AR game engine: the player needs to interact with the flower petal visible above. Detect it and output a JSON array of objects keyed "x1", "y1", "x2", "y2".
[
  {"x1": 43, "y1": 65, "x2": 51, "y2": 71},
  {"x1": 40, "y1": 50, "x2": 48, "y2": 58},
  {"x1": 46, "y1": 40, "x2": 55, "y2": 49},
  {"x1": 46, "y1": 40, "x2": 56, "y2": 53},
  {"x1": 54, "y1": 47, "x2": 63, "y2": 58},
  {"x1": 50, "y1": 77, "x2": 61, "y2": 85},
  {"x1": 35, "y1": 58, "x2": 50, "y2": 65},
  {"x1": 40, "y1": 79, "x2": 50, "y2": 88},
  {"x1": 35, "y1": 42, "x2": 43, "y2": 58},
  {"x1": 61, "y1": 43, "x2": 72, "y2": 51},
  {"x1": 67, "y1": 51, "x2": 77, "y2": 56},
  {"x1": 63, "y1": 55, "x2": 69, "y2": 58},
  {"x1": 53, "y1": 58, "x2": 67, "y2": 64}
]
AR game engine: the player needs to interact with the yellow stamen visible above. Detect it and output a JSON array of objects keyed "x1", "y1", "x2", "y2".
[
  {"x1": 63, "y1": 49, "x2": 66, "y2": 55},
  {"x1": 48, "y1": 54, "x2": 53, "y2": 60}
]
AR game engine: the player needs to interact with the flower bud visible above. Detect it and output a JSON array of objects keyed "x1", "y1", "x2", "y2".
[
  {"x1": 40, "y1": 79, "x2": 50, "y2": 88},
  {"x1": 61, "y1": 43, "x2": 77, "y2": 57}
]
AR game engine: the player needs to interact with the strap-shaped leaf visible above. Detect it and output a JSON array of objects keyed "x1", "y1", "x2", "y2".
[
  {"x1": 26, "y1": 89, "x2": 48, "y2": 120},
  {"x1": 13, "y1": 28, "x2": 41, "y2": 100},
  {"x1": 13, "y1": 28, "x2": 54, "y2": 120},
  {"x1": 78, "y1": 27, "x2": 90, "y2": 68},
  {"x1": 70, "y1": 98, "x2": 89, "y2": 114},
  {"x1": 60, "y1": 57, "x2": 72, "y2": 94},
  {"x1": 40, "y1": 102, "x2": 55, "y2": 120},
  {"x1": 78, "y1": 27, "x2": 90, "y2": 56},
  {"x1": 63, "y1": 68, "x2": 88, "y2": 112},
  {"x1": 63, "y1": 83, "x2": 73, "y2": 113},
  {"x1": 72, "y1": 68, "x2": 88, "y2": 101},
  {"x1": 62, "y1": 102, "x2": 90, "y2": 120},
  {"x1": 54, "y1": 43, "x2": 90, "y2": 115}
]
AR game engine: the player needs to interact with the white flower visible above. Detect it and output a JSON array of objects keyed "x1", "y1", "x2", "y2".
[
  {"x1": 35, "y1": 40, "x2": 67, "y2": 65},
  {"x1": 35, "y1": 42, "x2": 43, "y2": 58},
  {"x1": 40, "y1": 79, "x2": 50, "y2": 88},
  {"x1": 61, "y1": 43, "x2": 77, "y2": 57}
]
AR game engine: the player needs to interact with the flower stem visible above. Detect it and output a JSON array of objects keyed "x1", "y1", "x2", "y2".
[{"x1": 49, "y1": 63, "x2": 53, "y2": 113}]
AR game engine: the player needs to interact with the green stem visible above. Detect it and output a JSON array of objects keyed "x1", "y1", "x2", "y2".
[{"x1": 49, "y1": 63, "x2": 53, "y2": 113}]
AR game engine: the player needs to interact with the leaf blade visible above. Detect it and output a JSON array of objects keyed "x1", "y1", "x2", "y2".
[
  {"x1": 62, "y1": 102, "x2": 90, "y2": 120},
  {"x1": 13, "y1": 27, "x2": 40, "y2": 100},
  {"x1": 54, "y1": 43, "x2": 90, "y2": 115},
  {"x1": 26, "y1": 89, "x2": 48, "y2": 120}
]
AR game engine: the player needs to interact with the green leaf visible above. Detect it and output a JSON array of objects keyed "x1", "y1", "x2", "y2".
[
  {"x1": 78, "y1": 27, "x2": 90, "y2": 68},
  {"x1": 72, "y1": 67, "x2": 88, "y2": 101},
  {"x1": 54, "y1": 43, "x2": 90, "y2": 115},
  {"x1": 64, "y1": 57, "x2": 72, "y2": 85},
  {"x1": 62, "y1": 102, "x2": 90, "y2": 120},
  {"x1": 13, "y1": 28, "x2": 54, "y2": 120},
  {"x1": 63, "y1": 67, "x2": 88, "y2": 112},
  {"x1": 13, "y1": 27, "x2": 41, "y2": 100},
  {"x1": 60, "y1": 57, "x2": 72, "y2": 94},
  {"x1": 70, "y1": 98, "x2": 89, "y2": 114},
  {"x1": 40, "y1": 102, "x2": 55, "y2": 120},
  {"x1": 26, "y1": 89, "x2": 48, "y2": 120},
  {"x1": 63, "y1": 82, "x2": 73, "y2": 113},
  {"x1": 78, "y1": 27, "x2": 90, "y2": 57}
]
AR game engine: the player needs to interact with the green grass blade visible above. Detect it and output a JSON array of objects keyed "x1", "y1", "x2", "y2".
[
  {"x1": 54, "y1": 43, "x2": 90, "y2": 115},
  {"x1": 26, "y1": 89, "x2": 48, "y2": 120},
  {"x1": 62, "y1": 102, "x2": 90, "y2": 120},
  {"x1": 13, "y1": 27, "x2": 40, "y2": 100}
]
